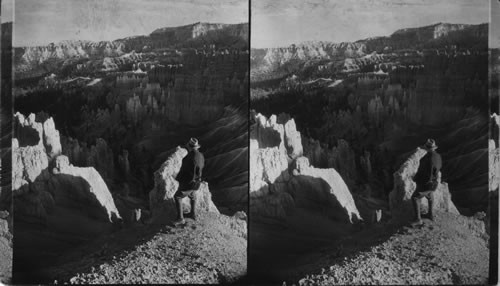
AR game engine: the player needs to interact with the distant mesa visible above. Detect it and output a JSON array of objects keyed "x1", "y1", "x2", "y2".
[{"x1": 250, "y1": 22, "x2": 487, "y2": 82}]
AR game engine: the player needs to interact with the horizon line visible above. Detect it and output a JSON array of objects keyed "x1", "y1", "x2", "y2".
[
  {"x1": 13, "y1": 21, "x2": 249, "y2": 48},
  {"x1": 251, "y1": 21, "x2": 488, "y2": 49}
]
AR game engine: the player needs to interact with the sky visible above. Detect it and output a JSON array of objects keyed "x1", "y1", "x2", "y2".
[
  {"x1": 14, "y1": 0, "x2": 248, "y2": 47},
  {"x1": 1, "y1": 0, "x2": 14, "y2": 23},
  {"x1": 491, "y1": 0, "x2": 500, "y2": 48},
  {"x1": 252, "y1": 0, "x2": 490, "y2": 48}
]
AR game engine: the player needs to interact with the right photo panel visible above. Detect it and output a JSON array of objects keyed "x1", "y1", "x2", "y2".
[{"x1": 250, "y1": 0, "x2": 492, "y2": 284}]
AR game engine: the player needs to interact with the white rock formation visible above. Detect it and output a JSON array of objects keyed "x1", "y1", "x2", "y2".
[
  {"x1": 250, "y1": 145, "x2": 289, "y2": 195},
  {"x1": 12, "y1": 138, "x2": 49, "y2": 190},
  {"x1": 42, "y1": 117, "x2": 62, "y2": 159},
  {"x1": 252, "y1": 113, "x2": 303, "y2": 158},
  {"x1": 250, "y1": 113, "x2": 361, "y2": 223},
  {"x1": 13, "y1": 113, "x2": 121, "y2": 224}
]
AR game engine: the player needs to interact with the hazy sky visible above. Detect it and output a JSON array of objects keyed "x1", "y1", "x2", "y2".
[
  {"x1": 1, "y1": 0, "x2": 14, "y2": 23},
  {"x1": 491, "y1": 0, "x2": 500, "y2": 48},
  {"x1": 252, "y1": 0, "x2": 490, "y2": 48},
  {"x1": 14, "y1": 0, "x2": 248, "y2": 47}
]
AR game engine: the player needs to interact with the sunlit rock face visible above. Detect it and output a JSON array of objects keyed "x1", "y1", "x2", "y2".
[{"x1": 13, "y1": 113, "x2": 121, "y2": 249}]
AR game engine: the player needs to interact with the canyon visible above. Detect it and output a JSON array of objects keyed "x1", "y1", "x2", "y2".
[
  {"x1": 249, "y1": 22, "x2": 491, "y2": 283},
  {"x1": 13, "y1": 22, "x2": 249, "y2": 283}
]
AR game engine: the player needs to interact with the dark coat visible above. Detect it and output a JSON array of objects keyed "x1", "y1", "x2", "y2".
[
  {"x1": 177, "y1": 149, "x2": 205, "y2": 190},
  {"x1": 414, "y1": 150, "x2": 442, "y2": 192}
]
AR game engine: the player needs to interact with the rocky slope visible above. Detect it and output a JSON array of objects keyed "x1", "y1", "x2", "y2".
[
  {"x1": 296, "y1": 212, "x2": 488, "y2": 285},
  {"x1": 42, "y1": 211, "x2": 247, "y2": 284},
  {"x1": 0, "y1": 211, "x2": 11, "y2": 285}
]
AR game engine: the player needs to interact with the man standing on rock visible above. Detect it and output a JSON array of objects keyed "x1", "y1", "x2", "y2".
[
  {"x1": 411, "y1": 139, "x2": 442, "y2": 226},
  {"x1": 173, "y1": 138, "x2": 205, "y2": 226}
]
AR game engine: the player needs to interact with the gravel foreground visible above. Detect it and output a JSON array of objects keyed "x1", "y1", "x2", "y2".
[
  {"x1": 43, "y1": 212, "x2": 246, "y2": 284},
  {"x1": 295, "y1": 212, "x2": 489, "y2": 285}
]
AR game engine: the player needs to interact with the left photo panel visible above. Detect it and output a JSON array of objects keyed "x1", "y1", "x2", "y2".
[
  {"x1": 1, "y1": 0, "x2": 14, "y2": 284},
  {"x1": 12, "y1": 0, "x2": 249, "y2": 284}
]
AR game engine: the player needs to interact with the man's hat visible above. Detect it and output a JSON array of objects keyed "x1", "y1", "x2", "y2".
[
  {"x1": 424, "y1": 138, "x2": 438, "y2": 150},
  {"x1": 187, "y1": 137, "x2": 201, "y2": 149}
]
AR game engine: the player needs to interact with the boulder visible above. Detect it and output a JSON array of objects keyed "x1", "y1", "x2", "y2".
[
  {"x1": 389, "y1": 147, "x2": 459, "y2": 222},
  {"x1": 149, "y1": 146, "x2": 219, "y2": 224}
]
